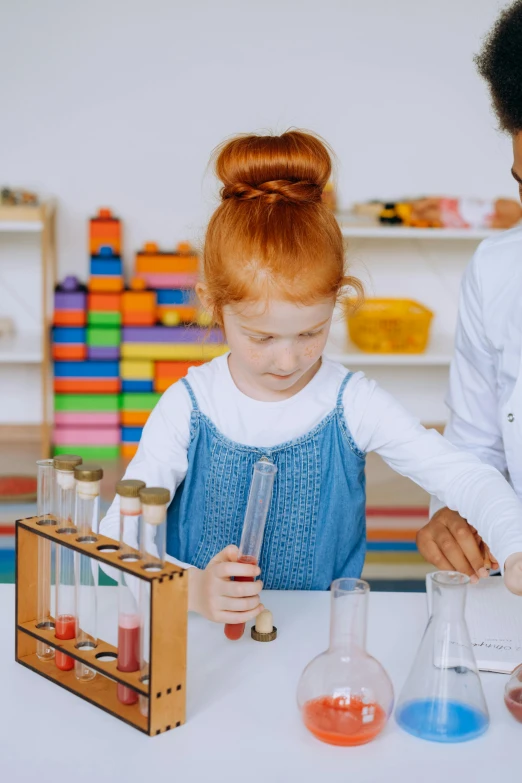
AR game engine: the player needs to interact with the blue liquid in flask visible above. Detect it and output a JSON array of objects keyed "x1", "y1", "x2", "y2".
[{"x1": 396, "y1": 698, "x2": 489, "y2": 743}]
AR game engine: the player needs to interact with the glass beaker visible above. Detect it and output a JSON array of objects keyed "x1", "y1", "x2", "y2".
[
  {"x1": 396, "y1": 571, "x2": 489, "y2": 742},
  {"x1": 505, "y1": 663, "x2": 522, "y2": 723},
  {"x1": 296, "y1": 578, "x2": 394, "y2": 746}
]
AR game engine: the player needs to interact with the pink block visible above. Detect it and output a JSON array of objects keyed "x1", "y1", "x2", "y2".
[
  {"x1": 54, "y1": 412, "x2": 120, "y2": 427},
  {"x1": 53, "y1": 427, "x2": 121, "y2": 445},
  {"x1": 137, "y1": 273, "x2": 198, "y2": 288}
]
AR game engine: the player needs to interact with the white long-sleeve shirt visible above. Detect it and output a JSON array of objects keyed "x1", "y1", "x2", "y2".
[
  {"x1": 100, "y1": 352, "x2": 522, "y2": 572},
  {"x1": 430, "y1": 225, "x2": 522, "y2": 525}
]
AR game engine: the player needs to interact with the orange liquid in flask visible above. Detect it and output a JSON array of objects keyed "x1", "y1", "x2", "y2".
[{"x1": 303, "y1": 695, "x2": 387, "y2": 746}]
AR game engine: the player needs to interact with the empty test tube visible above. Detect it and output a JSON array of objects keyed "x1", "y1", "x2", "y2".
[
  {"x1": 138, "y1": 486, "x2": 170, "y2": 717},
  {"x1": 74, "y1": 464, "x2": 103, "y2": 682},
  {"x1": 36, "y1": 459, "x2": 56, "y2": 661},
  {"x1": 116, "y1": 479, "x2": 145, "y2": 706}
]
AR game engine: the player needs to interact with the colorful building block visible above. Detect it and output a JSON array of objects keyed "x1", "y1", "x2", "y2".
[
  {"x1": 120, "y1": 392, "x2": 161, "y2": 426},
  {"x1": 90, "y1": 257, "x2": 123, "y2": 277},
  {"x1": 154, "y1": 361, "x2": 202, "y2": 392},
  {"x1": 135, "y1": 242, "x2": 199, "y2": 274},
  {"x1": 52, "y1": 326, "x2": 87, "y2": 360},
  {"x1": 120, "y1": 343, "x2": 227, "y2": 361},
  {"x1": 87, "y1": 327, "x2": 121, "y2": 347},
  {"x1": 121, "y1": 444, "x2": 139, "y2": 459},
  {"x1": 54, "y1": 444, "x2": 120, "y2": 460},
  {"x1": 122, "y1": 380, "x2": 154, "y2": 393},
  {"x1": 135, "y1": 273, "x2": 198, "y2": 289},
  {"x1": 122, "y1": 289, "x2": 156, "y2": 326},
  {"x1": 53, "y1": 345, "x2": 87, "y2": 360},
  {"x1": 120, "y1": 360, "x2": 154, "y2": 380},
  {"x1": 122, "y1": 327, "x2": 221, "y2": 343},
  {"x1": 121, "y1": 426, "x2": 144, "y2": 442},
  {"x1": 53, "y1": 427, "x2": 120, "y2": 445},
  {"x1": 89, "y1": 208, "x2": 122, "y2": 255},
  {"x1": 88, "y1": 346, "x2": 120, "y2": 360},
  {"x1": 54, "y1": 379, "x2": 120, "y2": 393},
  {"x1": 88, "y1": 293, "x2": 122, "y2": 312},
  {"x1": 54, "y1": 361, "x2": 119, "y2": 377},
  {"x1": 88, "y1": 276, "x2": 124, "y2": 293},
  {"x1": 88, "y1": 311, "x2": 122, "y2": 326},
  {"x1": 54, "y1": 412, "x2": 120, "y2": 427},
  {"x1": 54, "y1": 282, "x2": 87, "y2": 327},
  {"x1": 54, "y1": 394, "x2": 120, "y2": 412}
]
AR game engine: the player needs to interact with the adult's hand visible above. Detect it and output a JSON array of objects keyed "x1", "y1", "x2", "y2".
[{"x1": 416, "y1": 507, "x2": 499, "y2": 582}]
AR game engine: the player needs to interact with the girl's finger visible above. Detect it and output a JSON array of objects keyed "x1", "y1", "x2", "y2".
[
  {"x1": 219, "y1": 595, "x2": 263, "y2": 612},
  {"x1": 222, "y1": 579, "x2": 263, "y2": 598},
  {"x1": 215, "y1": 561, "x2": 261, "y2": 580},
  {"x1": 217, "y1": 605, "x2": 265, "y2": 625}
]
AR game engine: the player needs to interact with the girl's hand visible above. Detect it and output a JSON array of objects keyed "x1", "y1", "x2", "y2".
[
  {"x1": 188, "y1": 544, "x2": 264, "y2": 623},
  {"x1": 504, "y1": 553, "x2": 522, "y2": 596},
  {"x1": 416, "y1": 508, "x2": 491, "y2": 582}
]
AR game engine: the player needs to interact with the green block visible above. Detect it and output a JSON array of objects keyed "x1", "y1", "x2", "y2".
[
  {"x1": 121, "y1": 392, "x2": 161, "y2": 411},
  {"x1": 87, "y1": 327, "x2": 121, "y2": 347},
  {"x1": 54, "y1": 394, "x2": 120, "y2": 412},
  {"x1": 88, "y1": 311, "x2": 121, "y2": 327},
  {"x1": 53, "y1": 444, "x2": 120, "y2": 460}
]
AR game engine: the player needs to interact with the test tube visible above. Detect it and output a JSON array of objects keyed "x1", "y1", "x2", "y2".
[
  {"x1": 53, "y1": 455, "x2": 83, "y2": 670},
  {"x1": 138, "y1": 486, "x2": 170, "y2": 717},
  {"x1": 116, "y1": 479, "x2": 145, "y2": 705},
  {"x1": 224, "y1": 457, "x2": 277, "y2": 641},
  {"x1": 74, "y1": 464, "x2": 103, "y2": 682},
  {"x1": 36, "y1": 459, "x2": 55, "y2": 661}
]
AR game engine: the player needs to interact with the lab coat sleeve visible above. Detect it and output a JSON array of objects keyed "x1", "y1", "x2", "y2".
[
  {"x1": 343, "y1": 374, "x2": 522, "y2": 573},
  {"x1": 430, "y1": 248, "x2": 508, "y2": 518}
]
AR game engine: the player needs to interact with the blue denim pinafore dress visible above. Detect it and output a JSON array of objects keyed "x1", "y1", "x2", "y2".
[{"x1": 166, "y1": 371, "x2": 366, "y2": 590}]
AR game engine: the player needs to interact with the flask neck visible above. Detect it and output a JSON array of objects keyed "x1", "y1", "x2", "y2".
[
  {"x1": 328, "y1": 578, "x2": 368, "y2": 652},
  {"x1": 430, "y1": 572, "x2": 468, "y2": 620}
]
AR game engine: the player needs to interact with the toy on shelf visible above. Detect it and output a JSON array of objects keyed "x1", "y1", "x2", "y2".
[
  {"x1": 346, "y1": 299, "x2": 433, "y2": 354},
  {"x1": 122, "y1": 279, "x2": 156, "y2": 327},
  {"x1": 154, "y1": 361, "x2": 202, "y2": 393},
  {"x1": 120, "y1": 360, "x2": 155, "y2": 393},
  {"x1": 52, "y1": 327, "x2": 87, "y2": 361},
  {"x1": 1, "y1": 187, "x2": 39, "y2": 206},
  {"x1": 135, "y1": 242, "x2": 199, "y2": 289},
  {"x1": 54, "y1": 277, "x2": 87, "y2": 327},
  {"x1": 89, "y1": 246, "x2": 124, "y2": 293},
  {"x1": 89, "y1": 208, "x2": 122, "y2": 255}
]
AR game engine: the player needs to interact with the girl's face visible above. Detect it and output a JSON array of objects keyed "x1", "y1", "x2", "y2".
[{"x1": 221, "y1": 297, "x2": 335, "y2": 400}]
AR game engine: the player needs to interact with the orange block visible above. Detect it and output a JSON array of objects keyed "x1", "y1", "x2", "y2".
[
  {"x1": 157, "y1": 306, "x2": 197, "y2": 323},
  {"x1": 54, "y1": 311, "x2": 86, "y2": 326},
  {"x1": 54, "y1": 379, "x2": 120, "y2": 393},
  {"x1": 121, "y1": 410, "x2": 150, "y2": 426},
  {"x1": 53, "y1": 345, "x2": 87, "y2": 360},
  {"x1": 88, "y1": 277, "x2": 124, "y2": 293},
  {"x1": 135, "y1": 250, "x2": 199, "y2": 275},
  {"x1": 121, "y1": 443, "x2": 138, "y2": 460},
  {"x1": 88, "y1": 293, "x2": 122, "y2": 312},
  {"x1": 155, "y1": 361, "x2": 202, "y2": 378},
  {"x1": 89, "y1": 209, "x2": 122, "y2": 255},
  {"x1": 122, "y1": 310, "x2": 157, "y2": 327},
  {"x1": 122, "y1": 290, "x2": 156, "y2": 312}
]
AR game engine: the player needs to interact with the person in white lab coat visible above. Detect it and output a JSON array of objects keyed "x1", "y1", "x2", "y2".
[{"x1": 418, "y1": 0, "x2": 522, "y2": 582}]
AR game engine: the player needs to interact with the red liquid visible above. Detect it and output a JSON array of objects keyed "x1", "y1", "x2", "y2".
[
  {"x1": 303, "y1": 696, "x2": 387, "y2": 746},
  {"x1": 55, "y1": 614, "x2": 76, "y2": 671},
  {"x1": 117, "y1": 618, "x2": 140, "y2": 705},
  {"x1": 505, "y1": 686, "x2": 522, "y2": 723},
  {"x1": 224, "y1": 555, "x2": 257, "y2": 641}
]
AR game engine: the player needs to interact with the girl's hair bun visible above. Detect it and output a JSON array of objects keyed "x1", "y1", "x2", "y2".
[{"x1": 215, "y1": 130, "x2": 332, "y2": 205}]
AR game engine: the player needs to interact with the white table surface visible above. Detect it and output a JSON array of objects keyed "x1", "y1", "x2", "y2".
[{"x1": 1, "y1": 585, "x2": 520, "y2": 783}]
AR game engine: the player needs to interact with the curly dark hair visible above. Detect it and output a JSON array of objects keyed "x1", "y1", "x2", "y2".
[{"x1": 475, "y1": 0, "x2": 522, "y2": 133}]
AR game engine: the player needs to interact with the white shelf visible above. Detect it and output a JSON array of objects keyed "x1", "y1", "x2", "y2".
[
  {"x1": 338, "y1": 220, "x2": 497, "y2": 240},
  {"x1": 326, "y1": 319, "x2": 453, "y2": 366},
  {"x1": 0, "y1": 333, "x2": 42, "y2": 363},
  {"x1": 0, "y1": 221, "x2": 43, "y2": 233}
]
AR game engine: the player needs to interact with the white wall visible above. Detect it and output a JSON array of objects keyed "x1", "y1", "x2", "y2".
[{"x1": 0, "y1": 0, "x2": 515, "y2": 277}]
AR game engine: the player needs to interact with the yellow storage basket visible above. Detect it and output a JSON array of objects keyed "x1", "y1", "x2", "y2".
[{"x1": 346, "y1": 298, "x2": 433, "y2": 354}]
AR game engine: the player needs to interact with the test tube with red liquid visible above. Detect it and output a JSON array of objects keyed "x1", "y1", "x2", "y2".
[
  {"x1": 74, "y1": 464, "x2": 103, "y2": 682},
  {"x1": 53, "y1": 455, "x2": 83, "y2": 670},
  {"x1": 224, "y1": 458, "x2": 277, "y2": 641},
  {"x1": 36, "y1": 458, "x2": 57, "y2": 662},
  {"x1": 115, "y1": 479, "x2": 145, "y2": 705},
  {"x1": 138, "y1": 486, "x2": 170, "y2": 717}
]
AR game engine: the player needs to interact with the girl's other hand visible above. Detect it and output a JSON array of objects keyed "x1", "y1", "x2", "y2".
[
  {"x1": 416, "y1": 508, "x2": 491, "y2": 583},
  {"x1": 504, "y1": 553, "x2": 522, "y2": 596},
  {"x1": 188, "y1": 544, "x2": 264, "y2": 623}
]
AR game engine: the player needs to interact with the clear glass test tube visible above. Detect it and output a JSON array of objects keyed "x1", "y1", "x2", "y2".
[
  {"x1": 116, "y1": 479, "x2": 145, "y2": 706},
  {"x1": 36, "y1": 459, "x2": 55, "y2": 661},
  {"x1": 138, "y1": 486, "x2": 170, "y2": 717},
  {"x1": 74, "y1": 464, "x2": 103, "y2": 682},
  {"x1": 53, "y1": 455, "x2": 83, "y2": 671},
  {"x1": 224, "y1": 457, "x2": 277, "y2": 641}
]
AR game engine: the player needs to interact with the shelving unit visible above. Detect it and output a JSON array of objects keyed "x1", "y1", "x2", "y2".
[
  {"x1": 0, "y1": 202, "x2": 56, "y2": 456},
  {"x1": 329, "y1": 216, "x2": 496, "y2": 423}
]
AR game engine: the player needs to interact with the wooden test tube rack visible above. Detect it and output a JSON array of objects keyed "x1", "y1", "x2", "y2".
[{"x1": 15, "y1": 516, "x2": 188, "y2": 736}]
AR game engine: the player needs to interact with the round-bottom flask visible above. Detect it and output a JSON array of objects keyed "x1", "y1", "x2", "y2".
[{"x1": 297, "y1": 578, "x2": 394, "y2": 746}]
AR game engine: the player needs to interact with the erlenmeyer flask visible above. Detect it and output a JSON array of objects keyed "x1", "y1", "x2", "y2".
[
  {"x1": 297, "y1": 578, "x2": 394, "y2": 746},
  {"x1": 396, "y1": 571, "x2": 489, "y2": 742},
  {"x1": 504, "y1": 663, "x2": 522, "y2": 723}
]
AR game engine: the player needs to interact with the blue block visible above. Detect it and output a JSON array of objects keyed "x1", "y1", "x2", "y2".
[
  {"x1": 157, "y1": 289, "x2": 193, "y2": 306},
  {"x1": 121, "y1": 426, "x2": 143, "y2": 443},
  {"x1": 90, "y1": 258, "x2": 122, "y2": 276},
  {"x1": 96, "y1": 246, "x2": 120, "y2": 258},
  {"x1": 54, "y1": 361, "x2": 120, "y2": 378},
  {"x1": 53, "y1": 327, "x2": 86, "y2": 344},
  {"x1": 122, "y1": 379, "x2": 154, "y2": 393}
]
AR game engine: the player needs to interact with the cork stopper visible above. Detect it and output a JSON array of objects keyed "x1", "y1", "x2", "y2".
[
  {"x1": 53, "y1": 454, "x2": 83, "y2": 472},
  {"x1": 139, "y1": 487, "x2": 170, "y2": 506},
  {"x1": 116, "y1": 479, "x2": 146, "y2": 498},
  {"x1": 251, "y1": 609, "x2": 277, "y2": 642},
  {"x1": 74, "y1": 464, "x2": 103, "y2": 482}
]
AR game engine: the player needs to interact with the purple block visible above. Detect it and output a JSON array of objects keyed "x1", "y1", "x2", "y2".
[
  {"x1": 88, "y1": 346, "x2": 121, "y2": 360},
  {"x1": 54, "y1": 291, "x2": 86, "y2": 310},
  {"x1": 62, "y1": 276, "x2": 80, "y2": 291},
  {"x1": 122, "y1": 326, "x2": 223, "y2": 344}
]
